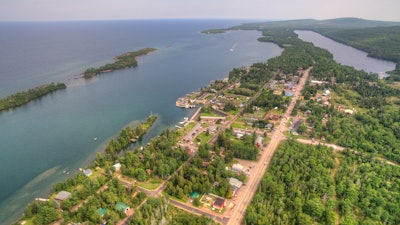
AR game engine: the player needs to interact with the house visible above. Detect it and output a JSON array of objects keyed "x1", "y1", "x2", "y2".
[
  {"x1": 213, "y1": 197, "x2": 227, "y2": 210},
  {"x1": 291, "y1": 119, "x2": 303, "y2": 136},
  {"x1": 189, "y1": 192, "x2": 199, "y2": 199},
  {"x1": 265, "y1": 123, "x2": 273, "y2": 130},
  {"x1": 83, "y1": 169, "x2": 92, "y2": 177},
  {"x1": 255, "y1": 136, "x2": 263, "y2": 148},
  {"x1": 323, "y1": 89, "x2": 331, "y2": 96},
  {"x1": 98, "y1": 208, "x2": 107, "y2": 217},
  {"x1": 229, "y1": 178, "x2": 243, "y2": 190},
  {"x1": 231, "y1": 164, "x2": 243, "y2": 173},
  {"x1": 113, "y1": 163, "x2": 121, "y2": 171},
  {"x1": 54, "y1": 191, "x2": 71, "y2": 201}
]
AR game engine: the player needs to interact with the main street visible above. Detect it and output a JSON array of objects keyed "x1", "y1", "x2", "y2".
[
  {"x1": 116, "y1": 67, "x2": 312, "y2": 225},
  {"x1": 226, "y1": 67, "x2": 311, "y2": 225}
]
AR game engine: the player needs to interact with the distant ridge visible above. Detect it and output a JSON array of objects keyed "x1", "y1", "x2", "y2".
[{"x1": 231, "y1": 17, "x2": 400, "y2": 30}]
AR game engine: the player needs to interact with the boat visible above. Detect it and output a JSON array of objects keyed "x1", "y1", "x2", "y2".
[
  {"x1": 93, "y1": 137, "x2": 98, "y2": 141},
  {"x1": 230, "y1": 43, "x2": 237, "y2": 52}
]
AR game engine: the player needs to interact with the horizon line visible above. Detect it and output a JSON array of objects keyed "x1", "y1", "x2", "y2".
[{"x1": 1, "y1": 16, "x2": 399, "y2": 23}]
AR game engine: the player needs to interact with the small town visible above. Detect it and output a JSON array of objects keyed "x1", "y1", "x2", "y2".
[{"x1": 12, "y1": 20, "x2": 400, "y2": 225}]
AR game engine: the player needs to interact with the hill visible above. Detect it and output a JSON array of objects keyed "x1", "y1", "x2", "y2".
[{"x1": 231, "y1": 17, "x2": 400, "y2": 30}]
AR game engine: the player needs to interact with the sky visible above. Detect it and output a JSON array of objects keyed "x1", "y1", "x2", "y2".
[{"x1": 0, "y1": 0, "x2": 399, "y2": 22}]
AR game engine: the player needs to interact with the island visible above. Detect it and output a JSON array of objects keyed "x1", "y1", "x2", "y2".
[
  {"x1": 0, "y1": 83, "x2": 66, "y2": 111},
  {"x1": 0, "y1": 48, "x2": 156, "y2": 112},
  {"x1": 83, "y1": 47, "x2": 156, "y2": 79}
]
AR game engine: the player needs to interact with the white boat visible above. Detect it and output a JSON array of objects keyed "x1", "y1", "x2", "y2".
[
  {"x1": 230, "y1": 43, "x2": 237, "y2": 52},
  {"x1": 93, "y1": 137, "x2": 98, "y2": 141}
]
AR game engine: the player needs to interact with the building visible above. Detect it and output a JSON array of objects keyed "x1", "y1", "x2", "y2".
[
  {"x1": 231, "y1": 164, "x2": 243, "y2": 173},
  {"x1": 83, "y1": 169, "x2": 92, "y2": 177},
  {"x1": 54, "y1": 191, "x2": 71, "y2": 201},
  {"x1": 291, "y1": 119, "x2": 303, "y2": 136},
  {"x1": 213, "y1": 197, "x2": 227, "y2": 210},
  {"x1": 229, "y1": 178, "x2": 243, "y2": 189},
  {"x1": 113, "y1": 163, "x2": 121, "y2": 171},
  {"x1": 115, "y1": 202, "x2": 130, "y2": 215},
  {"x1": 200, "y1": 116, "x2": 226, "y2": 124},
  {"x1": 189, "y1": 192, "x2": 199, "y2": 199},
  {"x1": 98, "y1": 208, "x2": 107, "y2": 217},
  {"x1": 255, "y1": 136, "x2": 263, "y2": 148},
  {"x1": 229, "y1": 177, "x2": 243, "y2": 196}
]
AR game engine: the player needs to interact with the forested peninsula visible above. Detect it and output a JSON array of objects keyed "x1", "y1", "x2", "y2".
[
  {"x1": 0, "y1": 83, "x2": 66, "y2": 111},
  {"x1": 83, "y1": 48, "x2": 156, "y2": 79}
]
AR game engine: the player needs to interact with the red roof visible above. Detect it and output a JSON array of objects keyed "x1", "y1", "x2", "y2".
[{"x1": 213, "y1": 197, "x2": 226, "y2": 209}]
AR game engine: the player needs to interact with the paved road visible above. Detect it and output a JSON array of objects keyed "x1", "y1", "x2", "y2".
[
  {"x1": 227, "y1": 67, "x2": 312, "y2": 225},
  {"x1": 114, "y1": 68, "x2": 315, "y2": 225},
  {"x1": 296, "y1": 138, "x2": 345, "y2": 152}
]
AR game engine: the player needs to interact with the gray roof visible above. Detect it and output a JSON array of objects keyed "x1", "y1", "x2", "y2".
[
  {"x1": 54, "y1": 191, "x2": 71, "y2": 201},
  {"x1": 229, "y1": 177, "x2": 243, "y2": 189}
]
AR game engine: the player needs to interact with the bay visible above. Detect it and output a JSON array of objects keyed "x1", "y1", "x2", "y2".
[
  {"x1": 0, "y1": 20, "x2": 282, "y2": 224},
  {"x1": 295, "y1": 30, "x2": 396, "y2": 77}
]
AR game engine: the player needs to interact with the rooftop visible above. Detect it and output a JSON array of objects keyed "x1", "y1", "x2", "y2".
[{"x1": 54, "y1": 191, "x2": 71, "y2": 201}]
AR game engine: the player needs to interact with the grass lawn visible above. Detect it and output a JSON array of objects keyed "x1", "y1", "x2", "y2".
[
  {"x1": 196, "y1": 132, "x2": 212, "y2": 145},
  {"x1": 137, "y1": 178, "x2": 163, "y2": 190},
  {"x1": 21, "y1": 218, "x2": 36, "y2": 225},
  {"x1": 200, "y1": 111, "x2": 221, "y2": 117},
  {"x1": 231, "y1": 122, "x2": 249, "y2": 129},
  {"x1": 163, "y1": 192, "x2": 188, "y2": 203}
]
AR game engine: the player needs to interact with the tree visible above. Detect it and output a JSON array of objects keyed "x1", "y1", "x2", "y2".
[{"x1": 34, "y1": 205, "x2": 59, "y2": 225}]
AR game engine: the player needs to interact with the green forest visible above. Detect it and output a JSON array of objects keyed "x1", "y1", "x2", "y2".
[
  {"x1": 238, "y1": 25, "x2": 400, "y2": 225},
  {"x1": 129, "y1": 197, "x2": 217, "y2": 225},
  {"x1": 245, "y1": 141, "x2": 337, "y2": 225},
  {"x1": 84, "y1": 48, "x2": 156, "y2": 79},
  {"x1": 0, "y1": 83, "x2": 66, "y2": 111},
  {"x1": 245, "y1": 141, "x2": 400, "y2": 225}
]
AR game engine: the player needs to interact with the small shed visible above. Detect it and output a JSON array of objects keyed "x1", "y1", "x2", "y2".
[{"x1": 54, "y1": 191, "x2": 71, "y2": 201}]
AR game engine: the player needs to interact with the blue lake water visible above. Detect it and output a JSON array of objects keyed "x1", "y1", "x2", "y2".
[
  {"x1": 295, "y1": 30, "x2": 397, "y2": 76},
  {"x1": 0, "y1": 20, "x2": 283, "y2": 224}
]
